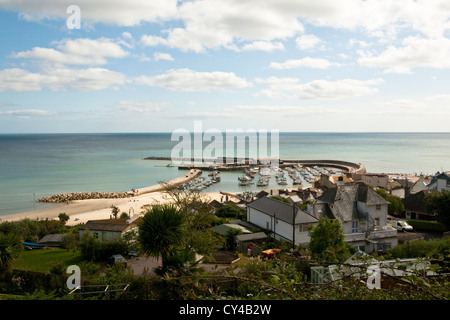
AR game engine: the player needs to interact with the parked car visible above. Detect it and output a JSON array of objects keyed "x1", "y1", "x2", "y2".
[
  {"x1": 109, "y1": 254, "x2": 127, "y2": 267},
  {"x1": 393, "y1": 220, "x2": 413, "y2": 232}
]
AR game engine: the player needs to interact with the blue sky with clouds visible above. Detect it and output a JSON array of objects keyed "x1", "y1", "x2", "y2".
[{"x1": 0, "y1": 0, "x2": 450, "y2": 133}]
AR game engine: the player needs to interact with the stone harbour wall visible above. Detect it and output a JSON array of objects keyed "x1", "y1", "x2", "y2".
[{"x1": 37, "y1": 191, "x2": 132, "y2": 203}]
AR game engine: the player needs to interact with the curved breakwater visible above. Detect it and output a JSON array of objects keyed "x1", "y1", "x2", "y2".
[{"x1": 36, "y1": 169, "x2": 202, "y2": 203}]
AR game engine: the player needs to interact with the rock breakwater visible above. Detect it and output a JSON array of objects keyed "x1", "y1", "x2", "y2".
[{"x1": 37, "y1": 191, "x2": 132, "y2": 203}]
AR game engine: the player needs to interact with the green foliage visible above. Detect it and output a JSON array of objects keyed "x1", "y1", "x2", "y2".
[
  {"x1": 78, "y1": 231, "x2": 128, "y2": 262},
  {"x1": 58, "y1": 213, "x2": 69, "y2": 226},
  {"x1": 0, "y1": 218, "x2": 66, "y2": 243},
  {"x1": 13, "y1": 248, "x2": 83, "y2": 273},
  {"x1": 79, "y1": 231, "x2": 101, "y2": 261},
  {"x1": 138, "y1": 204, "x2": 185, "y2": 274},
  {"x1": 308, "y1": 218, "x2": 350, "y2": 263},
  {"x1": 111, "y1": 205, "x2": 120, "y2": 219},
  {"x1": 216, "y1": 204, "x2": 243, "y2": 219},
  {"x1": 269, "y1": 195, "x2": 291, "y2": 204},
  {"x1": 0, "y1": 232, "x2": 23, "y2": 273},
  {"x1": 425, "y1": 190, "x2": 450, "y2": 229},
  {"x1": 407, "y1": 219, "x2": 447, "y2": 233},
  {"x1": 375, "y1": 188, "x2": 405, "y2": 216},
  {"x1": 225, "y1": 228, "x2": 243, "y2": 251},
  {"x1": 388, "y1": 236, "x2": 450, "y2": 260}
]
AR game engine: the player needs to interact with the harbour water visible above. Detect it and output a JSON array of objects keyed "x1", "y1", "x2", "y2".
[{"x1": 0, "y1": 132, "x2": 449, "y2": 216}]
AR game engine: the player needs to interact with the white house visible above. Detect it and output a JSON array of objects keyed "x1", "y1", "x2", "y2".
[
  {"x1": 246, "y1": 196, "x2": 318, "y2": 245},
  {"x1": 309, "y1": 185, "x2": 398, "y2": 253},
  {"x1": 427, "y1": 172, "x2": 450, "y2": 192}
]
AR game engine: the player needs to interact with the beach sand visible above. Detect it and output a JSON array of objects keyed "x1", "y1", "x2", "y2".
[
  {"x1": 1, "y1": 190, "x2": 229, "y2": 226},
  {"x1": 1, "y1": 168, "x2": 234, "y2": 226}
]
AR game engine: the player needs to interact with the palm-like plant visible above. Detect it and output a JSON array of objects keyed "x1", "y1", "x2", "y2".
[
  {"x1": 0, "y1": 232, "x2": 22, "y2": 274},
  {"x1": 138, "y1": 204, "x2": 185, "y2": 275}
]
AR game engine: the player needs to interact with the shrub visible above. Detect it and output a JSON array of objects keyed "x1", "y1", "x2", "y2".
[
  {"x1": 216, "y1": 204, "x2": 243, "y2": 219},
  {"x1": 407, "y1": 219, "x2": 447, "y2": 233},
  {"x1": 388, "y1": 237, "x2": 450, "y2": 259}
]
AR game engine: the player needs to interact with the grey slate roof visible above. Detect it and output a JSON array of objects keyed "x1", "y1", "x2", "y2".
[
  {"x1": 79, "y1": 218, "x2": 141, "y2": 232},
  {"x1": 38, "y1": 234, "x2": 67, "y2": 244},
  {"x1": 247, "y1": 196, "x2": 318, "y2": 225},
  {"x1": 427, "y1": 172, "x2": 450, "y2": 187},
  {"x1": 315, "y1": 185, "x2": 388, "y2": 222},
  {"x1": 235, "y1": 232, "x2": 267, "y2": 242}
]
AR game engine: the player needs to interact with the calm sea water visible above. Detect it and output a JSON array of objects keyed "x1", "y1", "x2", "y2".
[{"x1": 0, "y1": 132, "x2": 449, "y2": 216}]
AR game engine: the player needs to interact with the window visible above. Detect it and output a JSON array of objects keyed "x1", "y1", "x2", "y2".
[
  {"x1": 374, "y1": 218, "x2": 380, "y2": 228},
  {"x1": 376, "y1": 204, "x2": 381, "y2": 211},
  {"x1": 299, "y1": 224, "x2": 309, "y2": 232},
  {"x1": 352, "y1": 221, "x2": 359, "y2": 233}
]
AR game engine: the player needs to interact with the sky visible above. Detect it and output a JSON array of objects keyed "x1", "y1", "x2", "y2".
[{"x1": 0, "y1": 0, "x2": 450, "y2": 133}]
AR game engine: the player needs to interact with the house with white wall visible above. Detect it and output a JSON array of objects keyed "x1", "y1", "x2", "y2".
[
  {"x1": 246, "y1": 196, "x2": 318, "y2": 245},
  {"x1": 309, "y1": 185, "x2": 398, "y2": 253},
  {"x1": 427, "y1": 172, "x2": 450, "y2": 192}
]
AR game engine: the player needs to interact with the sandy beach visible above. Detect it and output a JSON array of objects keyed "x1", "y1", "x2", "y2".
[
  {"x1": 1, "y1": 190, "x2": 228, "y2": 226},
  {"x1": 0, "y1": 168, "x2": 231, "y2": 226}
]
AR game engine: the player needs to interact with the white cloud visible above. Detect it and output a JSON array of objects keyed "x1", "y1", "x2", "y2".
[
  {"x1": 141, "y1": 0, "x2": 305, "y2": 52},
  {"x1": 358, "y1": 36, "x2": 450, "y2": 73},
  {"x1": 256, "y1": 77, "x2": 384, "y2": 100},
  {"x1": 0, "y1": 0, "x2": 178, "y2": 26},
  {"x1": 297, "y1": 78, "x2": 384, "y2": 100},
  {"x1": 269, "y1": 57, "x2": 340, "y2": 69},
  {"x1": 0, "y1": 67, "x2": 127, "y2": 92},
  {"x1": 295, "y1": 34, "x2": 323, "y2": 50},
  {"x1": 140, "y1": 35, "x2": 168, "y2": 47},
  {"x1": 241, "y1": 41, "x2": 285, "y2": 52},
  {"x1": 117, "y1": 100, "x2": 169, "y2": 113},
  {"x1": 12, "y1": 38, "x2": 129, "y2": 66},
  {"x1": 153, "y1": 52, "x2": 174, "y2": 61},
  {"x1": 255, "y1": 77, "x2": 301, "y2": 99},
  {"x1": 0, "y1": 109, "x2": 55, "y2": 118},
  {"x1": 135, "y1": 68, "x2": 252, "y2": 92}
]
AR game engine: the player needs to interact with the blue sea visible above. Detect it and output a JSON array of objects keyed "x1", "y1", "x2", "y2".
[{"x1": 0, "y1": 132, "x2": 449, "y2": 216}]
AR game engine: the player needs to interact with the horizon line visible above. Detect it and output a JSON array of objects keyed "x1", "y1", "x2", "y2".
[{"x1": 0, "y1": 131, "x2": 450, "y2": 135}]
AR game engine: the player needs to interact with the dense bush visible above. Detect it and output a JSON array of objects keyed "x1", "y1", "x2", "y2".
[
  {"x1": 388, "y1": 236, "x2": 450, "y2": 259},
  {"x1": 216, "y1": 204, "x2": 244, "y2": 219},
  {"x1": 79, "y1": 231, "x2": 128, "y2": 262},
  {"x1": 407, "y1": 219, "x2": 447, "y2": 233},
  {"x1": 0, "y1": 218, "x2": 66, "y2": 243}
]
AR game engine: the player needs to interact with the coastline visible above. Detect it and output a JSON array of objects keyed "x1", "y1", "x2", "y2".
[
  {"x1": 0, "y1": 168, "x2": 210, "y2": 226},
  {"x1": 1, "y1": 191, "x2": 226, "y2": 226}
]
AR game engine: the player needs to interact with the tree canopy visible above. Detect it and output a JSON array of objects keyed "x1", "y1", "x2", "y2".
[
  {"x1": 425, "y1": 190, "x2": 450, "y2": 230},
  {"x1": 308, "y1": 217, "x2": 350, "y2": 263}
]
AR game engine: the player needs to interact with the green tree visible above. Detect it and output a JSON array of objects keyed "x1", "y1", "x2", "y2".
[
  {"x1": 225, "y1": 227, "x2": 243, "y2": 251},
  {"x1": 216, "y1": 204, "x2": 243, "y2": 219},
  {"x1": 138, "y1": 204, "x2": 185, "y2": 275},
  {"x1": 159, "y1": 183, "x2": 219, "y2": 253},
  {"x1": 0, "y1": 232, "x2": 23, "y2": 273},
  {"x1": 425, "y1": 190, "x2": 450, "y2": 230},
  {"x1": 308, "y1": 218, "x2": 350, "y2": 263},
  {"x1": 58, "y1": 213, "x2": 70, "y2": 226},
  {"x1": 79, "y1": 230, "x2": 101, "y2": 261},
  {"x1": 375, "y1": 188, "x2": 404, "y2": 216},
  {"x1": 111, "y1": 205, "x2": 120, "y2": 219}
]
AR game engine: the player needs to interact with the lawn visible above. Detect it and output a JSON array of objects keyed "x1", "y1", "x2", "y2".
[{"x1": 13, "y1": 248, "x2": 84, "y2": 273}]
